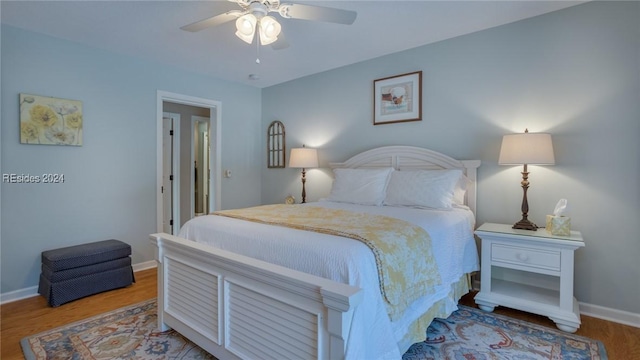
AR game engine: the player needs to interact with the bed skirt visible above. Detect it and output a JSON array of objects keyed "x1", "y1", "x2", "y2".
[{"x1": 398, "y1": 274, "x2": 472, "y2": 352}]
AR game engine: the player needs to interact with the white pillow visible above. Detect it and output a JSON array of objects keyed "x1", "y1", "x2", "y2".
[
  {"x1": 326, "y1": 168, "x2": 394, "y2": 206},
  {"x1": 453, "y1": 174, "x2": 471, "y2": 205},
  {"x1": 384, "y1": 169, "x2": 464, "y2": 209}
]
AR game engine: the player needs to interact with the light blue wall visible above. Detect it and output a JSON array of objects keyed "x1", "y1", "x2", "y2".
[
  {"x1": 262, "y1": 1, "x2": 640, "y2": 314},
  {"x1": 1, "y1": 25, "x2": 262, "y2": 294},
  {"x1": 2, "y1": 2, "x2": 638, "y2": 315}
]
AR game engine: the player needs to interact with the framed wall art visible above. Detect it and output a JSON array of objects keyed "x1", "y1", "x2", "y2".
[
  {"x1": 373, "y1": 71, "x2": 422, "y2": 125},
  {"x1": 19, "y1": 93, "x2": 83, "y2": 146}
]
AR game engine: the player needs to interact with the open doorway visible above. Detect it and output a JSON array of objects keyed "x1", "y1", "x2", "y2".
[{"x1": 156, "y1": 91, "x2": 221, "y2": 235}]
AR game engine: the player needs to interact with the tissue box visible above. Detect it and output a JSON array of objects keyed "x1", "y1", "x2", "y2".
[{"x1": 546, "y1": 215, "x2": 571, "y2": 236}]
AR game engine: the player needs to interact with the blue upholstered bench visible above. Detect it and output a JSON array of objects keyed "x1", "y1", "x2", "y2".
[{"x1": 38, "y1": 239, "x2": 135, "y2": 306}]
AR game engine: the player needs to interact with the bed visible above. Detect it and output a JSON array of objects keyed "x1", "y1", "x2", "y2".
[{"x1": 150, "y1": 145, "x2": 481, "y2": 360}]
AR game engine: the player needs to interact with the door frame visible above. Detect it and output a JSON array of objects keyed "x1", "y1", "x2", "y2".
[{"x1": 156, "y1": 91, "x2": 222, "y2": 234}]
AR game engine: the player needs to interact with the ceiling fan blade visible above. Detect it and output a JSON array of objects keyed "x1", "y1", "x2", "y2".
[
  {"x1": 279, "y1": 4, "x2": 357, "y2": 25},
  {"x1": 180, "y1": 10, "x2": 243, "y2": 32}
]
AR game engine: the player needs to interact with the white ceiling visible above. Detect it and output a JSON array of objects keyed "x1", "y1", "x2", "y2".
[{"x1": 1, "y1": 1, "x2": 584, "y2": 88}]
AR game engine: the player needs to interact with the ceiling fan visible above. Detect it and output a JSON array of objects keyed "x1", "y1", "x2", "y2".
[{"x1": 181, "y1": 0, "x2": 357, "y2": 49}]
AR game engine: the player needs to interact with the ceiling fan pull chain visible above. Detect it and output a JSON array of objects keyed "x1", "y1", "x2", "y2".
[{"x1": 256, "y1": 29, "x2": 261, "y2": 64}]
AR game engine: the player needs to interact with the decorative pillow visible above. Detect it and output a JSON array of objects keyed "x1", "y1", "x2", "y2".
[
  {"x1": 384, "y1": 169, "x2": 464, "y2": 209},
  {"x1": 326, "y1": 168, "x2": 394, "y2": 206}
]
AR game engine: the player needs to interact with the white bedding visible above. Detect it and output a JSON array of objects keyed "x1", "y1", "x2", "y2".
[{"x1": 178, "y1": 201, "x2": 479, "y2": 359}]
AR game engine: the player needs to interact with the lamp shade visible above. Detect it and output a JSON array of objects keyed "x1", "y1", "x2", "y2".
[
  {"x1": 289, "y1": 148, "x2": 318, "y2": 168},
  {"x1": 235, "y1": 14, "x2": 257, "y2": 44},
  {"x1": 259, "y1": 16, "x2": 281, "y2": 45},
  {"x1": 499, "y1": 132, "x2": 555, "y2": 165}
]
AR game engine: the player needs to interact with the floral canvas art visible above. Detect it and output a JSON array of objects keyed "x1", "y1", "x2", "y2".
[{"x1": 20, "y1": 93, "x2": 83, "y2": 146}]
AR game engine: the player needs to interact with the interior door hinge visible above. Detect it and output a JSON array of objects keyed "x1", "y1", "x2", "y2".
[
  {"x1": 170, "y1": 219, "x2": 173, "y2": 226},
  {"x1": 161, "y1": 186, "x2": 164, "y2": 193},
  {"x1": 169, "y1": 175, "x2": 173, "y2": 181},
  {"x1": 170, "y1": 130, "x2": 174, "y2": 136}
]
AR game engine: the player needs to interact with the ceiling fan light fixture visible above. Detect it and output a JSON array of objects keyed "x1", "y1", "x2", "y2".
[
  {"x1": 235, "y1": 13, "x2": 257, "y2": 44},
  {"x1": 183, "y1": 1, "x2": 357, "y2": 50},
  {"x1": 258, "y1": 16, "x2": 281, "y2": 45}
]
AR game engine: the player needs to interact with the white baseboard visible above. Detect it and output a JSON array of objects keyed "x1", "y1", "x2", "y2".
[
  {"x1": 0, "y1": 261, "x2": 157, "y2": 305},
  {"x1": 579, "y1": 302, "x2": 640, "y2": 328},
  {"x1": 0, "y1": 285, "x2": 39, "y2": 305},
  {"x1": 132, "y1": 260, "x2": 157, "y2": 272},
  {"x1": 472, "y1": 278, "x2": 481, "y2": 291},
  {"x1": 470, "y1": 278, "x2": 638, "y2": 328}
]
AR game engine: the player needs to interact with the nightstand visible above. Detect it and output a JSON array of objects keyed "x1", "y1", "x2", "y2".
[{"x1": 474, "y1": 222, "x2": 585, "y2": 333}]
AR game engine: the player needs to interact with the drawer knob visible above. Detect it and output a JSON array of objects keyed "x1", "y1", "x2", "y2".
[{"x1": 516, "y1": 252, "x2": 530, "y2": 262}]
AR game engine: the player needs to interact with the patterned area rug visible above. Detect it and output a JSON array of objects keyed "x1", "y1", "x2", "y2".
[
  {"x1": 22, "y1": 300, "x2": 607, "y2": 359},
  {"x1": 21, "y1": 299, "x2": 215, "y2": 360},
  {"x1": 404, "y1": 305, "x2": 608, "y2": 360}
]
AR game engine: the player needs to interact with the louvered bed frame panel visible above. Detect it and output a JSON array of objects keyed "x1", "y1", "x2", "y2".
[
  {"x1": 151, "y1": 146, "x2": 480, "y2": 360},
  {"x1": 150, "y1": 233, "x2": 362, "y2": 360}
]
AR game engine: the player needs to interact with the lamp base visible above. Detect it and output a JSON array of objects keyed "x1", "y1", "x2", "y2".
[{"x1": 512, "y1": 218, "x2": 538, "y2": 231}]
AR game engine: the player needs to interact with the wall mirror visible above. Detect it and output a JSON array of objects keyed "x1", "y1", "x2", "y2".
[{"x1": 267, "y1": 120, "x2": 286, "y2": 168}]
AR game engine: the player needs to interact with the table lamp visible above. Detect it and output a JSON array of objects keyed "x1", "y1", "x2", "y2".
[
  {"x1": 499, "y1": 129, "x2": 555, "y2": 230},
  {"x1": 289, "y1": 145, "x2": 318, "y2": 203}
]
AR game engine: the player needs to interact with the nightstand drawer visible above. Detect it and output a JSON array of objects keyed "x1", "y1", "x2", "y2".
[{"x1": 491, "y1": 243, "x2": 561, "y2": 271}]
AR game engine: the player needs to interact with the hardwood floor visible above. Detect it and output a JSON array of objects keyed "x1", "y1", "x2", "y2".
[
  {"x1": 0, "y1": 269, "x2": 157, "y2": 360},
  {"x1": 2, "y1": 268, "x2": 638, "y2": 359}
]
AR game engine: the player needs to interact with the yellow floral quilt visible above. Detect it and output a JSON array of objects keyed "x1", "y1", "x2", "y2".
[{"x1": 213, "y1": 204, "x2": 442, "y2": 320}]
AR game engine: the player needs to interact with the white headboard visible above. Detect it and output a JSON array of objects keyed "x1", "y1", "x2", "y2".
[{"x1": 329, "y1": 146, "x2": 481, "y2": 215}]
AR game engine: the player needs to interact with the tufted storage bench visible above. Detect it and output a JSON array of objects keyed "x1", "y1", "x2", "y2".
[{"x1": 38, "y1": 239, "x2": 135, "y2": 307}]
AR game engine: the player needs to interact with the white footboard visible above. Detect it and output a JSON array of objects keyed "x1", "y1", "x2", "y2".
[{"x1": 150, "y1": 233, "x2": 363, "y2": 360}]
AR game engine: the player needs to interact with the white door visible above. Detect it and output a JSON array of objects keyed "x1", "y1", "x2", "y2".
[
  {"x1": 162, "y1": 112, "x2": 181, "y2": 234},
  {"x1": 202, "y1": 130, "x2": 210, "y2": 214},
  {"x1": 191, "y1": 116, "x2": 210, "y2": 216},
  {"x1": 162, "y1": 116, "x2": 174, "y2": 234}
]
